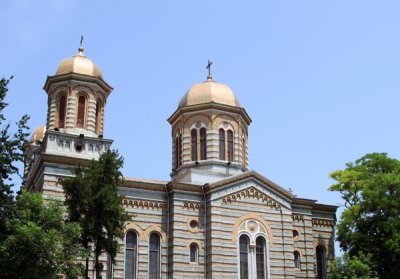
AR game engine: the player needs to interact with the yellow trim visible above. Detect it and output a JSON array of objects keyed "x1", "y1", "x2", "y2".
[{"x1": 231, "y1": 213, "x2": 274, "y2": 245}]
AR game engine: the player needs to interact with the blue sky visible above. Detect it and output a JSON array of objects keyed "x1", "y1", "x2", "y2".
[{"x1": 2, "y1": 0, "x2": 400, "y2": 253}]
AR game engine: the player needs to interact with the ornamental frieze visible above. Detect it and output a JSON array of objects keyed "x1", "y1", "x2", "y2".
[
  {"x1": 183, "y1": 202, "x2": 204, "y2": 211},
  {"x1": 122, "y1": 199, "x2": 166, "y2": 210},
  {"x1": 221, "y1": 187, "x2": 281, "y2": 209},
  {"x1": 312, "y1": 218, "x2": 335, "y2": 227},
  {"x1": 292, "y1": 214, "x2": 304, "y2": 222}
]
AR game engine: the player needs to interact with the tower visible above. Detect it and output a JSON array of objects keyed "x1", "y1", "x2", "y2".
[
  {"x1": 168, "y1": 64, "x2": 252, "y2": 184},
  {"x1": 24, "y1": 41, "x2": 113, "y2": 198}
]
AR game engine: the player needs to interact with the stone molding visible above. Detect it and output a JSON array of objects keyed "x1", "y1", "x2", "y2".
[
  {"x1": 312, "y1": 218, "x2": 335, "y2": 227},
  {"x1": 122, "y1": 198, "x2": 167, "y2": 210},
  {"x1": 231, "y1": 213, "x2": 274, "y2": 245},
  {"x1": 221, "y1": 186, "x2": 282, "y2": 210}
]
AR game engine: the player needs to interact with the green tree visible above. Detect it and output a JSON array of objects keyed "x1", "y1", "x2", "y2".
[
  {"x1": 0, "y1": 190, "x2": 84, "y2": 278},
  {"x1": 329, "y1": 253, "x2": 378, "y2": 279},
  {"x1": 62, "y1": 150, "x2": 129, "y2": 279},
  {"x1": 329, "y1": 153, "x2": 400, "y2": 278},
  {"x1": 0, "y1": 76, "x2": 29, "y2": 241}
]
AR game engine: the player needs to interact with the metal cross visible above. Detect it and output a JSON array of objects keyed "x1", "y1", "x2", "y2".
[{"x1": 206, "y1": 60, "x2": 213, "y2": 76}]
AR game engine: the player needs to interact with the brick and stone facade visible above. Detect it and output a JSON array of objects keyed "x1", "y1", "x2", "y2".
[{"x1": 24, "y1": 46, "x2": 337, "y2": 279}]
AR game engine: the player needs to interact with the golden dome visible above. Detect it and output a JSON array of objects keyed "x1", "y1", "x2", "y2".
[
  {"x1": 30, "y1": 125, "x2": 46, "y2": 142},
  {"x1": 56, "y1": 46, "x2": 103, "y2": 78},
  {"x1": 178, "y1": 76, "x2": 240, "y2": 108}
]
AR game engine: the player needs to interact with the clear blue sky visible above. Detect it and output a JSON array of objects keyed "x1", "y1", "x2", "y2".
[{"x1": 2, "y1": 0, "x2": 400, "y2": 252}]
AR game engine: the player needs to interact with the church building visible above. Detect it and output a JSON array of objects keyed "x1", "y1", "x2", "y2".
[{"x1": 24, "y1": 43, "x2": 337, "y2": 279}]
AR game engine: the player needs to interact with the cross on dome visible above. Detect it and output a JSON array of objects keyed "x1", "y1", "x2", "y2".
[{"x1": 206, "y1": 60, "x2": 213, "y2": 80}]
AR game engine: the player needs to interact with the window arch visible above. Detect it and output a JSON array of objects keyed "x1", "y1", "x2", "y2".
[
  {"x1": 219, "y1": 129, "x2": 225, "y2": 160},
  {"x1": 227, "y1": 129, "x2": 234, "y2": 161},
  {"x1": 256, "y1": 237, "x2": 267, "y2": 278},
  {"x1": 316, "y1": 245, "x2": 326, "y2": 279},
  {"x1": 237, "y1": 220, "x2": 270, "y2": 279},
  {"x1": 58, "y1": 95, "x2": 66, "y2": 129},
  {"x1": 95, "y1": 99, "x2": 102, "y2": 134},
  {"x1": 77, "y1": 95, "x2": 86, "y2": 128},
  {"x1": 294, "y1": 250, "x2": 301, "y2": 269},
  {"x1": 175, "y1": 132, "x2": 182, "y2": 169},
  {"x1": 239, "y1": 235, "x2": 249, "y2": 279},
  {"x1": 125, "y1": 231, "x2": 138, "y2": 279},
  {"x1": 189, "y1": 243, "x2": 198, "y2": 263},
  {"x1": 149, "y1": 233, "x2": 161, "y2": 279},
  {"x1": 200, "y1": 127, "x2": 207, "y2": 160},
  {"x1": 191, "y1": 129, "x2": 197, "y2": 161}
]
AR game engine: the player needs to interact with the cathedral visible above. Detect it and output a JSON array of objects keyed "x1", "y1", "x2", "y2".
[{"x1": 24, "y1": 43, "x2": 337, "y2": 279}]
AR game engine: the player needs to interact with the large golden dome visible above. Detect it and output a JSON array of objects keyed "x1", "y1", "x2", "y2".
[
  {"x1": 178, "y1": 76, "x2": 241, "y2": 108},
  {"x1": 56, "y1": 46, "x2": 103, "y2": 78},
  {"x1": 30, "y1": 125, "x2": 46, "y2": 142}
]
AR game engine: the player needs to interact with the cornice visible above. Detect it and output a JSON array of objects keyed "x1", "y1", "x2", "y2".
[
  {"x1": 43, "y1": 73, "x2": 113, "y2": 96},
  {"x1": 205, "y1": 170, "x2": 295, "y2": 200},
  {"x1": 167, "y1": 102, "x2": 252, "y2": 126}
]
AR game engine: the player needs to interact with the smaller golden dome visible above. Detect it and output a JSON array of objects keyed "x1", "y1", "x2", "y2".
[
  {"x1": 56, "y1": 46, "x2": 103, "y2": 78},
  {"x1": 30, "y1": 125, "x2": 46, "y2": 142},
  {"x1": 178, "y1": 76, "x2": 240, "y2": 108}
]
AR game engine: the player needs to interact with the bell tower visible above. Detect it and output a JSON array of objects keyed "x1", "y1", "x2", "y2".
[
  {"x1": 168, "y1": 62, "x2": 252, "y2": 185},
  {"x1": 24, "y1": 40, "x2": 113, "y2": 197}
]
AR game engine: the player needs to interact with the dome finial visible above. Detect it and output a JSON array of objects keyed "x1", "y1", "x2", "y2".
[
  {"x1": 78, "y1": 35, "x2": 84, "y2": 56},
  {"x1": 206, "y1": 59, "x2": 213, "y2": 81}
]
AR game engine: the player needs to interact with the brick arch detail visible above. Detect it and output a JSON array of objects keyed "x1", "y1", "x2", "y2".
[{"x1": 232, "y1": 213, "x2": 274, "y2": 246}]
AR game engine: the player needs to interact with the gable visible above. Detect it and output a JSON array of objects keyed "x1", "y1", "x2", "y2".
[{"x1": 208, "y1": 174, "x2": 293, "y2": 210}]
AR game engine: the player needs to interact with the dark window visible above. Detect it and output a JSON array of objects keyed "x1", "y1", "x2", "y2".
[
  {"x1": 125, "y1": 231, "x2": 137, "y2": 279},
  {"x1": 316, "y1": 245, "x2": 326, "y2": 279},
  {"x1": 200, "y1": 128, "x2": 207, "y2": 160},
  {"x1": 149, "y1": 233, "x2": 160, "y2": 279},
  {"x1": 294, "y1": 251, "x2": 301, "y2": 269},
  {"x1": 227, "y1": 130, "x2": 233, "y2": 161},
  {"x1": 95, "y1": 99, "x2": 102, "y2": 134},
  {"x1": 219, "y1": 129, "x2": 225, "y2": 160},
  {"x1": 191, "y1": 129, "x2": 197, "y2": 161},
  {"x1": 190, "y1": 243, "x2": 198, "y2": 263},
  {"x1": 77, "y1": 96, "x2": 85, "y2": 128},
  {"x1": 178, "y1": 133, "x2": 182, "y2": 167},
  {"x1": 58, "y1": 95, "x2": 66, "y2": 128},
  {"x1": 256, "y1": 237, "x2": 266, "y2": 279},
  {"x1": 239, "y1": 235, "x2": 249, "y2": 279},
  {"x1": 175, "y1": 136, "x2": 179, "y2": 169},
  {"x1": 293, "y1": 230, "x2": 299, "y2": 238},
  {"x1": 242, "y1": 138, "x2": 246, "y2": 166}
]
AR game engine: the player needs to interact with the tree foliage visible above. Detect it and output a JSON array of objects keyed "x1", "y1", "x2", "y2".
[
  {"x1": 329, "y1": 253, "x2": 378, "y2": 279},
  {"x1": 329, "y1": 153, "x2": 400, "y2": 278},
  {"x1": 0, "y1": 190, "x2": 85, "y2": 278},
  {"x1": 0, "y1": 76, "x2": 29, "y2": 241},
  {"x1": 62, "y1": 150, "x2": 129, "y2": 279}
]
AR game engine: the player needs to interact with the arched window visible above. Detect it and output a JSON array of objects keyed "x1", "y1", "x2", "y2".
[
  {"x1": 219, "y1": 129, "x2": 225, "y2": 160},
  {"x1": 95, "y1": 99, "x2": 102, "y2": 134},
  {"x1": 178, "y1": 133, "x2": 182, "y2": 167},
  {"x1": 190, "y1": 243, "x2": 198, "y2": 263},
  {"x1": 77, "y1": 95, "x2": 86, "y2": 128},
  {"x1": 58, "y1": 95, "x2": 66, "y2": 128},
  {"x1": 239, "y1": 235, "x2": 249, "y2": 279},
  {"x1": 191, "y1": 129, "x2": 197, "y2": 161},
  {"x1": 294, "y1": 251, "x2": 301, "y2": 269},
  {"x1": 242, "y1": 137, "x2": 246, "y2": 167},
  {"x1": 125, "y1": 231, "x2": 137, "y2": 279},
  {"x1": 200, "y1": 127, "x2": 207, "y2": 160},
  {"x1": 256, "y1": 237, "x2": 266, "y2": 279},
  {"x1": 149, "y1": 233, "x2": 161, "y2": 279},
  {"x1": 175, "y1": 136, "x2": 179, "y2": 169},
  {"x1": 227, "y1": 130, "x2": 234, "y2": 161},
  {"x1": 316, "y1": 245, "x2": 326, "y2": 279}
]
